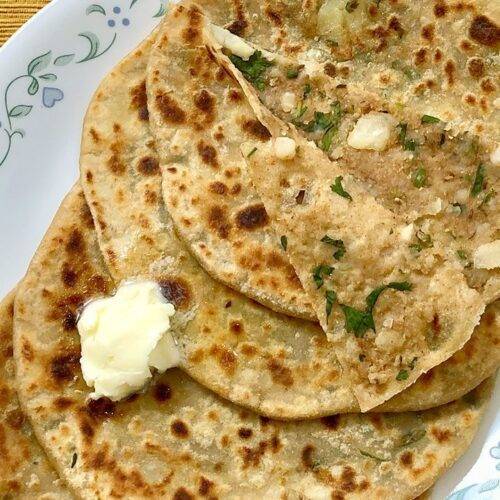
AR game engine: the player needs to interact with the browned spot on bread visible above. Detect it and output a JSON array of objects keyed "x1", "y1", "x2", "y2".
[
  {"x1": 388, "y1": 15, "x2": 404, "y2": 37},
  {"x1": 194, "y1": 89, "x2": 216, "y2": 119},
  {"x1": 267, "y1": 358, "x2": 293, "y2": 387},
  {"x1": 156, "y1": 93, "x2": 186, "y2": 123},
  {"x1": 66, "y1": 229, "x2": 84, "y2": 253},
  {"x1": 240, "y1": 343, "x2": 257, "y2": 357},
  {"x1": 79, "y1": 418, "x2": 95, "y2": 440},
  {"x1": 469, "y1": 16, "x2": 500, "y2": 47},
  {"x1": 265, "y1": 7, "x2": 282, "y2": 26},
  {"x1": 230, "y1": 320, "x2": 243, "y2": 335},
  {"x1": 481, "y1": 78, "x2": 495, "y2": 93},
  {"x1": 434, "y1": 48, "x2": 443, "y2": 62},
  {"x1": 324, "y1": 63, "x2": 337, "y2": 77},
  {"x1": 467, "y1": 57, "x2": 485, "y2": 78},
  {"x1": 400, "y1": 451, "x2": 413, "y2": 467},
  {"x1": 85, "y1": 170, "x2": 93, "y2": 184},
  {"x1": 241, "y1": 119, "x2": 271, "y2": 141},
  {"x1": 421, "y1": 23, "x2": 435, "y2": 42},
  {"x1": 209, "y1": 345, "x2": 237, "y2": 375},
  {"x1": 5, "y1": 409, "x2": 24, "y2": 430},
  {"x1": 414, "y1": 48, "x2": 427, "y2": 65},
  {"x1": 321, "y1": 414, "x2": 341, "y2": 430},
  {"x1": 158, "y1": 278, "x2": 191, "y2": 309},
  {"x1": 230, "y1": 183, "x2": 242, "y2": 195},
  {"x1": 21, "y1": 339, "x2": 34, "y2": 361},
  {"x1": 197, "y1": 141, "x2": 218, "y2": 168},
  {"x1": 171, "y1": 419, "x2": 189, "y2": 438},
  {"x1": 144, "y1": 190, "x2": 158, "y2": 205},
  {"x1": 153, "y1": 382, "x2": 172, "y2": 402},
  {"x1": 228, "y1": 89, "x2": 242, "y2": 102},
  {"x1": 341, "y1": 466, "x2": 357, "y2": 492},
  {"x1": 238, "y1": 427, "x2": 253, "y2": 439},
  {"x1": 61, "y1": 263, "x2": 78, "y2": 288},
  {"x1": 483, "y1": 308, "x2": 496, "y2": 326},
  {"x1": 209, "y1": 181, "x2": 228, "y2": 195},
  {"x1": 208, "y1": 205, "x2": 232, "y2": 239},
  {"x1": 174, "y1": 487, "x2": 194, "y2": 500},
  {"x1": 137, "y1": 156, "x2": 160, "y2": 176},
  {"x1": 434, "y1": 2, "x2": 447, "y2": 17},
  {"x1": 50, "y1": 352, "x2": 80, "y2": 382},
  {"x1": 236, "y1": 204, "x2": 269, "y2": 230},
  {"x1": 227, "y1": 18, "x2": 247, "y2": 36},
  {"x1": 130, "y1": 80, "x2": 149, "y2": 121},
  {"x1": 431, "y1": 426, "x2": 451, "y2": 443},
  {"x1": 301, "y1": 444, "x2": 315, "y2": 469},
  {"x1": 369, "y1": 414, "x2": 383, "y2": 430},
  {"x1": 89, "y1": 127, "x2": 100, "y2": 143},
  {"x1": 86, "y1": 397, "x2": 116, "y2": 419},
  {"x1": 444, "y1": 60, "x2": 456, "y2": 85},
  {"x1": 53, "y1": 397, "x2": 74, "y2": 410},
  {"x1": 241, "y1": 441, "x2": 268, "y2": 468}
]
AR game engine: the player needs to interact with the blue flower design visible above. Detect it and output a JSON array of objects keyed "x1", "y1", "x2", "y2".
[{"x1": 108, "y1": 6, "x2": 131, "y2": 28}]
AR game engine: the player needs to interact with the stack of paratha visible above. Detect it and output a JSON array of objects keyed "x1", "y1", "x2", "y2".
[{"x1": 3, "y1": 1, "x2": 499, "y2": 498}]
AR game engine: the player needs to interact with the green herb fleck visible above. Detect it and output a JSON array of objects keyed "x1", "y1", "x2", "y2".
[
  {"x1": 280, "y1": 235, "x2": 288, "y2": 251},
  {"x1": 409, "y1": 230, "x2": 432, "y2": 253},
  {"x1": 303, "y1": 83, "x2": 312, "y2": 98},
  {"x1": 421, "y1": 114, "x2": 441, "y2": 124},
  {"x1": 325, "y1": 290, "x2": 337, "y2": 318},
  {"x1": 391, "y1": 60, "x2": 419, "y2": 80},
  {"x1": 299, "y1": 103, "x2": 342, "y2": 152},
  {"x1": 408, "y1": 357, "x2": 418, "y2": 370},
  {"x1": 397, "y1": 122, "x2": 417, "y2": 151},
  {"x1": 229, "y1": 51, "x2": 274, "y2": 91},
  {"x1": 359, "y1": 449, "x2": 390, "y2": 462},
  {"x1": 321, "y1": 235, "x2": 346, "y2": 260},
  {"x1": 286, "y1": 67, "x2": 300, "y2": 79},
  {"x1": 457, "y1": 249, "x2": 468, "y2": 260},
  {"x1": 396, "y1": 369, "x2": 409, "y2": 381},
  {"x1": 345, "y1": 0, "x2": 359, "y2": 13},
  {"x1": 331, "y1": 176, "x2": 352, "y2": 201},
  {"x1": 412, "y1": 166, "x2": 427, "y2": 188},
  {"x1": 313, "y1": 264, "x2": 334, "y2": 289},
  {"x1": 471, "y1": 164, "x2": 486, "y2": 197},
  {"x1": 399, "y1": 429, "x2": 426, "y2": 447},
  {"x1": 247, "y1": 147, "x2": 257, "y2": 158},
  {"x1": 479, "y1": 188, "x2": 495, "y2": 207}
]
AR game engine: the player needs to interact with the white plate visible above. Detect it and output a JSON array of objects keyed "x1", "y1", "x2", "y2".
[{"x1": 0, "y1": 1, "x2": 498, "y2": 498}]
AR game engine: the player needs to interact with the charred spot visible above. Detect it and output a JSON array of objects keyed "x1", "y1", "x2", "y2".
[
  {"x1": 421, "y1": 23, "x2": 435, "y2": 42},
  {"x1": 130, "y1": 80, "x2": 149, "y2": 121},
  {"x1": 21, "y1": 339, "x2": 34, "y2": 361},
  {"x1": 321, "y1": 414, "x2": 341, "y2": 430},
  {"x1": 241, "y1": 119, "x2": 271, "y2": 141},
  {"x1": 431, "y1": 314, "x2": 441, "y2": 335},
  {"x1": 400, "y1": 451, "x2": 414, "y2": 467},
  {"x1": 414, "y1": 48, "x2": 427, "y2": 65},
  {"x1": 368, "y1": 414, "x2": 383, "y2": 430},
  {"x1": 209, "y1": 345, "x2": 237, "y2": 375},
  {"x1": 86, "y1": 170, "x2": 93, "y2": 184},
  {"x1": 469, "y1": 16, "x2": 500, "y2": 47},
  {"x1": 483, "y1": 308, "x2": 496, "y2": 327},
  {"x1": 174, "y1": 487, "x2": 194, "y2": 500},
  {"x1": 434, "y1": 48, "x2": 443, "y2": 63},
  {"x1": 209, "y1": 181, "x2": 228, "y2": 195},
  {"x1": 171, "y1": 419, "x2": 189, "y2": 438},
  {"x1": 388, "y1": 15, "x2": 404, "y2": 37},
  {"x1": 5, "y1": 409, "x2": 25, "y2": 430},
  {"x1": 208, "y1": 205, "x2": 232, "y2": 239},
  {"x1": 155, "y1": 93, "x2": 186, "y2": 124},
  {"x1": 198, "y1": 476, "x2": 214, "y2": 496},
  {"x1": 137, "y1": 156, "x2": 160, "y2": 176},
  {"x1": 53, "y1": 397, "x2": 74, "y2": 410},
  {"x1": 107, "y1": 143, "x2": 126, "y2": 176},
  {"x1": 153, "y1": 382, "x2": 172, "y2": 403},
  {"x1": 301, "y1": 444, "x2": 315, "y2": 469},
  {"x1": 80, "y1": 203, "x2": 94, "y2": 229},
  {"x1": 267, "y1": 358, "x2": 293, "y2": 387},
  {"x1": 87, "y1": 397, "x2": 116, "y2": 419},
  {"x1": 238, "y1": 427, "x2": 253, "y2": 439},
  {"x1": 341, "y1": 466, "x2": 357, "y2": 492},
  {"x1": 235, "y1": 204, "x2": 269, "y2": 231},
  {"x1": 88, "y1": 274, "x2": 109, "y2": 295},
  {"x1": 431, "y1": 426, "x2": 451, "y2": 443},
  {"x1": 270, "y1": 435, "x2": 281, "y2": 453},
  {"x1": 62, "y1": 310, "x2": 77, "y2": 331},
  {"x1": 194, "y1": 89, "x2": 216, "y2": 116},
  {"x1": 324, "y1": 63, "x2": 337, "y2": 77},
  {"x1": 79, "y1": 418, "x2": 95, "y2": 439},
  {"x1": 50, "y1": 353, "x2": 79, "y2": 382},
  {"x1": 480, "y1": 78, "x2": 495, "y2": 93},
  {"x1": 241, "y1": 441, "x2": 268, "y2": 468},
  {"x1": 467, "y1": 57, "x2": 485, "y2": 78},
  {"x1": 265, "y1": 8, "x2": 282, "y2": 26},
  {"x1": 230, "y1": 183, "x2": 242, "y2": 195},
  {"x1": 444, "y1": 60, "x2": 456, "y2": 86},
  {"x1": 295, "y1": 189, "x2": 306, "y2": 205},
  {"x1": 433, "y1": 2, "x2": 447, "y2": 17},
  {"x1": 230, "y1": 320, "x2": 244, "y2": 335},
  {"x1": 228, "y1": 89, "x2": 242, "y2": 102},
  {"x1": 158, "y1": 278, "x2": 191, "y2": 309},
  {"x1": 61, "y1": 263, "x2": 78, "y2": 288},
  {"x1": 197, "y1": 141, "x2": 219, "y2": 168},
  {"x1": 227, "y1": 18, "x2": 247, "y2": 36},
  {"x1": 65, "y1": 229, "x2": 84, "y2": 253},
  {"x1": 259, "y1": 416, "x2": 271, "y2": 427},
  {"x1": 89, "y1": 127, "x2": 100, "y2": 143}
]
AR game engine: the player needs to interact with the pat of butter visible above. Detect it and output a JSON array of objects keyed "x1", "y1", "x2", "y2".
[
  {"x1": 274, "y1": 137, "x2": 297, "y2": 159},
  {"x1": 490, "y1": 145, "x2": 500, "y2": 166},
  {"x1": 210, "y1": 24, "x2": 255, "y2": 60},
  {"x1": 77, "y1": 281, "x2": 178, "y2": 401},
  {"x1": 474, "y1": 240, "x2": 500, "y2": 269},
  {"x1": 347, "y1": 112, "x2": 396, "y2": 151}
]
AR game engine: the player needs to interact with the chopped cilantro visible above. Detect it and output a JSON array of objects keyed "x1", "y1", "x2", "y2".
[
  {"x1": 280, "y1": 235, "x2": 288, "y2": 251},
  {"x1": 359, "y1": 449, "x2": 390, "y2": 462},
  {"x1": 298, "y1": 103, "x2": 342, "y2": 152},
  {"x1": 397, "y1": 122, "x2": 417, "y2": 151},
  {"x1": 331, "y1": 176, "x2": 352, "y2": 201},
  {"x1": 247, "y1": 147, "x2": 257, "y2": 158},
  {"x1": 479, "y1": 188, "x2": 496, "y2": 207},
  {"x1": 457, "y1": 249, "x2": 468, "y2": 260},
  {"x1": 396, "y1": 369, "x2": 409, "y2": 381},
  {"x1": 391, "y1": 60, "x2": 419, "y2": 80},
  {"x1": 286, "y1": 67, "x2": 300, "y2": 79},
  {"x1": 470, "y1": 164, "x2": 486, "y2": 197},
  {"x1": 409, "y1": 230, "x2": 432, "y2": 253},
  {"x1": 345, "y1": 0, "x2": 359, "y2": 13},
  {"x1": 325, "y1": 290, "x2": 337, "y2": 318},
  {"x1": 399, "y1": 429, "x2": 426, "y2": 447},
  {"x1": 421, "y1": 114, "x2": 441, "y2": 124},
  {"x1": 303, "y1": 83, "x2": 312, "y2": 99},
  {"x1": 321, "y1": 235, "x2": 346, "y2": 260},
  {"x1": 412, "y1": 166, "x2": 427, "y2": 188},
  {"x1": 313, "y1": 264, "x2": 334, "y2": 289},
  {"x1": 229, "y1": 51, "x2": 273, "y2": 91},
  {"x1": 365, "y1": 282, "x2": 413, "y2": 312}
]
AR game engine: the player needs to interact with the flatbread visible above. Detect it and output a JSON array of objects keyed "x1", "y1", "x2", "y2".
[
  {"x1": 213, "y1": 2, "x2": 499, "y2": 303},
  {"x1": 80, "y1": 22, "x2": 499, "y2": 417},
  {"x1": 12, "y1": 189, "x2": 495, "y2": 499},
  {"x1": 0, "y1": 290, "x2": 71, "y2": 499}
]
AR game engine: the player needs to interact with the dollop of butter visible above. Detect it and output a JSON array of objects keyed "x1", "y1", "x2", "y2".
[
  {"x1": 274, "y1": 137, "x2": 297, "y2": 159},
  {"x1": 77, "y1": 281, "x2": 178, "y2": 401},
  {"x1": 347, "y1": 112, "x2": 396, "y2": 151},
  {"x1": 210, "y1": 24, "x2": 255, "y2": 60},
  {"x1": 474, "y1": 240, "x2": 500, "y2": 269}
]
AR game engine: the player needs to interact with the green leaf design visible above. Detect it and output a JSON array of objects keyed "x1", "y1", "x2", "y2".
[
  {"x1": 86, "y1": 4, "x2": 106, "y2": 15},
  {"x1": 77, "y1": 32, "x2": 117, "y2": 63},
  {"x1": 9, "y1": 105, "x2": 33, "y2": 118},
  {"x1": 154, "y1": 3, "x2": 167, "y2": 17},
  {"x1": 27, "y1": 51, "x2": 51, "y2": 75},
  {"x1": 40, "y1": 73, "x2": 57, "y2": 81},
  {"x1": 130, "y1": 0, "x2": 140, "y2": 7},
  {"x1": 27, "y1": 78, "x2": 39, "y2": 96},
  {"x1": 54, "y1": 54, "x2": 75, "y2": 66}
]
